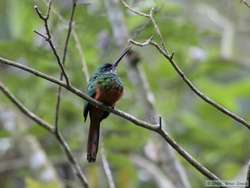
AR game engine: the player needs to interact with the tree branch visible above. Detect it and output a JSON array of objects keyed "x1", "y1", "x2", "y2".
[
  {"x1": 54, "y1": 0, "x2": 77, "y2": 133},
  {"x1": 49, "y1": 3, "x2": 86, "y2": 185},
  {"x1": 34, "y1": 1, "x2": 70, "y2": 86},
  {"x1": 47, "y1": 2, "x2": 115, "y2": 186},
  {"x1": 130, "y1": 38, "x2": 250, "y2": 130},
  {"x1": 120, "y1": 0, "x2": 150, "y2": 18},
  {"x1": 54, "y1": 131, "x2": 89, "y2": 188},
  {"x1": 121, "y1": 0, "x2": 250, "y2": 130},
  {"x1": 39, "y1": 5, "x2": 119, "y2": 186},
  {"x1": 40, "y1": 0, "x2": 90, "y2": 81},
  {"x1": 0, "y1": 81, "x2": 89, "y2": 188},
  {"x1": 106, "y1": 1, "x2": 190, "y2": 187},
  {"x1": 241, "y1": 0, "x2": 250, "y2": 8},
  {"x1": 246, "y1": 160, "x2": 250, "y2": 188},
  {"x1": 101, "y1": 145, "x2": 116, "y2": 188},
  {"x1": 0, "y1": 56, "x2": 227, "y2": 187}
]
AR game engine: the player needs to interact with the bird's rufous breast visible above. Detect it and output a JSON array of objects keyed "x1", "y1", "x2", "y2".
[{"x1": 95, "y1": 84, "x2": 123, "y2": 107}]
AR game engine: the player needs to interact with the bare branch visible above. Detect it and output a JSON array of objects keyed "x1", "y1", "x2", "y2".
[
  {"x1": 0, "y1": 81, "x2": 89, "y2": 188},
  {"x1": 42, "y1": 3, "x2": 98, "y2": 185},
  {"x1": 34, "y1": 30, "x2": 49, "y2": 40},
  {"x1": 128, "y1": 36, "x2": 153, "y2": 47},
  {"x1": 121, "y1": 0, "x2": 168, "y2": 52},
  {"x1": 34, "y1": 2, "x2": 70, "y2": 86},
  {"x1": 120, "y1": 0, "x2": 150, "y2": 18},
  {"x1": 150, "y1": 40, "x2": 250, "y2": 130},
  {"x1": 149, "y1": 7, "x2": 168, "y2": 52},
  {"x1": 72, "y1": 31, "x2": 90, "y2": 81},
  {"x1": 0, "y1": 56, "x2": 227, "y2": 187},
  {"x1": 101, "y1": 146, "x2": 116, "y2": 188},
  {"x1": 158, "y1": 116, "x2": 162, "y2": 130},
  {"x1": 124, "y1": 0, "x2": 250, "y2": 130},
  {"x1": 50, "y1": 2, "x2": 90, "y2": 186},
  {"x1": 54, "y1": 0, "x2": 77, "y2": 132},
  {"x1": 170, "y1": 52, "x2": 175, "y2": 60},
  {"x1": 42, "y1": 0, "x2": 90, "y2": 82},
  {"x1": 40, "y1": 0, "x2": 90, "y2": 82},
  {"x1": 55, "y1": 131, "x2": 89, "y2": 188},
  {"x1": 46, "y1": 0, "x2": 53, "y2": 19},
  {"x1": 62, "y1": 0, "x2": 77, "y2": 68},
  {"x1": 241, "y1": 0, "x2": 250, "y2": 8},
  {"x1": 246, "y1": 160, "x2": 250, "y2": 188},
  {"x1": 155, "y1": 122, "x2": 226, "y2": 187}
]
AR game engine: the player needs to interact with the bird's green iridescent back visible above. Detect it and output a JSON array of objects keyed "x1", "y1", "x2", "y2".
[
  {"x1": 83, "y1": 71, "x2": 123, "y2": 121},
  {"x1": 87, "y1": 72, "x2": 123, "y2": 98}
]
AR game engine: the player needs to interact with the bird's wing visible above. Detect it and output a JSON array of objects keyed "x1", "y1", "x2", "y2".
[{"x1": 83, "y1": 76, "x2": 97, "y2": 121}]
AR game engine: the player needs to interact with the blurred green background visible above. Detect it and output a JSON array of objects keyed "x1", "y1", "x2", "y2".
[{"x1": 0, "y1": 0, "x2": 250, "y2": 188}]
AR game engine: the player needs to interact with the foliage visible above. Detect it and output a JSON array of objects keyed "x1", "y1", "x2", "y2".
[{"x1": 0, "y1": 0, "x2": 249, "y2": 188}]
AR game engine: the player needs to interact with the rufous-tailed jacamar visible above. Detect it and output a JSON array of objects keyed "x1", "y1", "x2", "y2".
[{"x1": 83, "y1": 46, "x2": 131, "y2": 162}]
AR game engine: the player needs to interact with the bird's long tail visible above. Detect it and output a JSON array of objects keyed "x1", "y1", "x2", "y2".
[{"x1": 87, "y1": 119, "x2": 100, "y2": 162}]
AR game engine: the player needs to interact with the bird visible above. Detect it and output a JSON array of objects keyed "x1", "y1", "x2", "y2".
[{"x1": 83, "y1": 46, "x2": 131, "y2": 162}]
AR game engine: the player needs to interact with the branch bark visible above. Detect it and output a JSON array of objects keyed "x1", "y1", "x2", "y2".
[
  {"x1": 54, "y1": 0, "x2": 77, "y2": 132},
  {"x1": 121, "y1": 0, "x2": 250, "y2": 130},
  {"x1": 241, "y1": 0, "x2": 250, "y2": 8},
  {"x1": 0, "y1": 57, "x2": 227, "y2": 187},
  {"x1": 246, "y1": 161, "x2": 250, "y2": 188},
  {"x1": 130, "y1": 38, "x2": 250, "y2": 130},
  {"x1": 34, "y1": 1, "x2": 70, "y2": 86},
  {"x1": 101, "y1": 145, "x2": 116, "y2": 188},
  {"x1": 105, "y1": 1, "x2": 190, "y2": 188}
]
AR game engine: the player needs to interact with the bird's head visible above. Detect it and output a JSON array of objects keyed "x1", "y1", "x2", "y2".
[
  {"x1": 97, "y1": 45, "x2": 132, "y2": 74},
  {"x1": 97, "y1": 63, "x2": 114, "y2": 73}
]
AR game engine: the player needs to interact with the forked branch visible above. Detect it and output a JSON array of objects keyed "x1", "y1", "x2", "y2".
[
  {"x1": 0, "y1": 56, "x2": 227, "y2": 187},
  {"x1": 121, "y1": 0, "x2": 250, "y2": 130},
  {"x1": 54, "y1": 0, "x2": 77, "y2": 132},
  {"x1": 241, "y1": 0, "x2": 250, "y2": 8},
  {"x1": 34, "y1": 1, "x2": 70, "y2": 86}
]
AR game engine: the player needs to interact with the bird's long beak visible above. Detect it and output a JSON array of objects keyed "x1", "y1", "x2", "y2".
[{"x1": 112, "y1": 45, "x2": 132, "y2": 71}]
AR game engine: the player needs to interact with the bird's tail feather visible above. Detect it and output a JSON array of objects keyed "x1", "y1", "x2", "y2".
[{"x1": 87, "y1": 120, "x2": 100, "y2": 162}]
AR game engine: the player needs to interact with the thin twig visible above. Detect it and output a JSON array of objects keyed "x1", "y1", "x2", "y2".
[
  {"x1": 246, "y1": 160, "x2": 250, "y2": 188},
  {"x1": 49, "y1": 1, "x2": 91, "y2": 186},
  {"x1": 40, "y1": 0, "x2": 90, "y2": 82},
  {"x1": 120, "y1": 0, "x2": 167, "y2": 52},
  {"x1": 123, "y1": 0, "x2": 250, "y2": 130},
  {"x1": 34, "y1": 30, "x2": 49, "y2": 40},
  {"x1": 71, "y1": 5, "x2": 115, "y2": 185},
  {"x1": 149, "y1": 7, "x2": 168, "y2": 53},
  {"x1": 55, "y1": 131, "x2": 89, "y2": 188},
  {"x1": 241, "y1": 0, "x2": 250, "y2": 8},
  {"x1": 9, "y1": 2, "x2": 87, "y2": 185},
  {"x1": 72, "y1": 31, "x2": 90, "y2": 81},
  {"x1": 156, "y1": 128, "x2": 226, "y2": 187},
  {"x1": 0, "y1": 56, "x2": 227, "y2": 186},
  {"x1": 54, "y1": 0, "x2": 77, "y2": 132},
  {"x1": 148, "y1": 40, "x2": 250, "y2": 130},
  {"x1": 120, "y1": 0, "x2": 150, "y2": 18},
  {"x1": 34, "y1": 2, "x2": 70, "y2": 86},
  {"x1": 101, "y1": 145, "x2": 116, "y2": 188}
]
